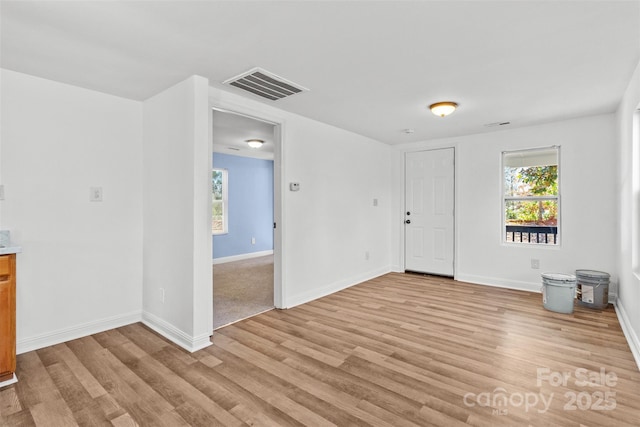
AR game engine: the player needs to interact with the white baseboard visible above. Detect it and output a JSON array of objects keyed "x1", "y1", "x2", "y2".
[
  {"x1": 212, "y1": 250, "x2": 274, "y2": 265},
  {"x1": 390, "y1": 265, "x2": 404, "y2": 273},
  {"x1": 285, "y1": 265, "x2": 392, "y2": 309},
  {"x1": 141, "y1": 311, "x2": 212, "y2": 353},
  {"x1": 0, "y1": 374, "x2": 18, "y2": 389},
  {"x1": 456, "y1": 274, "x2": 541, "y2": 293},
  {"x1": 17, "y1": 310, "x2": 142, "y2": 354},
  {"x1": 614, "y1": 300, "x2": 640, "y2": 371},
  {"x1": 456, "y1": 274, "x2": 618, "y2": 302}
]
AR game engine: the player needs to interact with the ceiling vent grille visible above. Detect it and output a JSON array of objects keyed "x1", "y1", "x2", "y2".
[
  {"x1": 223, "y1": 67, "x2": 308, "y2": 101},
  {"x1": 484, "y1": 121, "x2": 511, "y2": 128}
]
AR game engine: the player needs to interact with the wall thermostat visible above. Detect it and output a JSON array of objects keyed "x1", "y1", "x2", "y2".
[{"x1": 289, "y1": 182, "x2": 300, "y2": 191}]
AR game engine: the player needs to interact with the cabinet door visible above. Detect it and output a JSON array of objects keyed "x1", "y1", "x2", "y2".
[{"x1": 0, "y1": 255, "x2": 16, "y2": 380}]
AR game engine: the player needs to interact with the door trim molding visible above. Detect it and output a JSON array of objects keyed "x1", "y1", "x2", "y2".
[
  {"x1": 208, "y1": 98, "x2": 286, "y2": 311},
  {"x1": 400, "y1": 145, "x2": 457, "y2": 278}
]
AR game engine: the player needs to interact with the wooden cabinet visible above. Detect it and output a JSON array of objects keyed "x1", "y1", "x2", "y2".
[{"x1": 0, "y1": 254, "x2": 16, "y2": 383}]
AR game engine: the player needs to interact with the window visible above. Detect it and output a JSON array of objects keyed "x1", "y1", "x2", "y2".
[
  {"x1": 212, "y1": 168, "x2": 228, "y2": 234},
  {"x1": 503, "y1": 147, "x2": 559, "y2": 245}
]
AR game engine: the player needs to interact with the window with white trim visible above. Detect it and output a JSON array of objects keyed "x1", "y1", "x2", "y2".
[
  {"x1": 503, "y1": 147, "x2": 560, "y2": 245},
  {"x1": 212, "y1": 168, "x2": 228, "y2": 234}
]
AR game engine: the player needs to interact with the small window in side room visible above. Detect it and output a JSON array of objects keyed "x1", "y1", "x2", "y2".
[
  {"x1": 212, "y1": 168, "x2": 228, "y2": 235},
  {"x1": 503, "y1": 147, "x2": 560, "y2": 245}
]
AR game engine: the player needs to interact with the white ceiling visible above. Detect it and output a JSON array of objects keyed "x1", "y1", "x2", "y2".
[
  {"x1": 2, "y1": 1, "x2": 639, "y2": 144},
  {"x1": 212, "y1": 109, "x2": 275, "y2": 160}
]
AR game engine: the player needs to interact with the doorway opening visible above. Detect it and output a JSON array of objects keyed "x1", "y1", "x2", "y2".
[{"x1": 211, "y1": 108, "x2": 278, "y2": 329}]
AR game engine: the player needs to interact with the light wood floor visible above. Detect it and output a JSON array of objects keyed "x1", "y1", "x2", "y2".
[{"x1": 1, "y1": 273, "x2": 639, "y2": 426}]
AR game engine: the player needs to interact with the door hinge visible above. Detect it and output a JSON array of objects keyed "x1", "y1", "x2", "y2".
[{"x1": 274, "y1": 222, "x2": 277, "y2": 229}]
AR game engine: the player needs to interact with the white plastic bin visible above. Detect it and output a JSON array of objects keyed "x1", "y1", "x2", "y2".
[{"x1": 541, "y1": 273, "x2": 576, "y2": 314}]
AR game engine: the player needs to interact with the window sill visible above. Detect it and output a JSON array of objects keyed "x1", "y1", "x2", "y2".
[{"x1": 501, "y1": 241, "x2": 561, "y2": 250}]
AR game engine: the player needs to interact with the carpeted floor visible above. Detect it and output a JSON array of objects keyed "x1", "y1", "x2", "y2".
[{"x1": 213, "y1": 254, "x2": 274, "y2": 329}]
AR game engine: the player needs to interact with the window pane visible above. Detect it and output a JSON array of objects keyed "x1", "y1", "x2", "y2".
[
  {"x1": 503, "y1": 147, "x2": 559, "y2": 245},
  {"x1": 504, "y1": 165, "x2": 558, "y2": 197},
  {"x1": 212, "y1": 168, "x2": 227, "y2": 234},
  {"x1": 212, "y1": 170, "x2": 223, "y2": 201},
  {"x1": 212, "y1": 201, "x2": 223, "y2": 233},
  {"x1": 505, "y1": 200, "x2": 558, "y2": 226}
]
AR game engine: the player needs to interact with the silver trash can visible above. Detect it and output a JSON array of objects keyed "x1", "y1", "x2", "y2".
[{"x1": 576, "y1": 270, "x2": 610, "y2": 309}]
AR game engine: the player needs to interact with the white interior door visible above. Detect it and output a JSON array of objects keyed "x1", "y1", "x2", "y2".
[{"x1": 405, "y1": 148, "x2": 454, "y2": 275}]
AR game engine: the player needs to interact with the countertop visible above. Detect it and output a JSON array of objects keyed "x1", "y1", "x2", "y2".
[{"x1": 0, "y1": 246, "x2": 22, "y2": 255}]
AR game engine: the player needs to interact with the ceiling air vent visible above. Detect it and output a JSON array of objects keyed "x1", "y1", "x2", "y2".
[
  {"x1": 223, "y1": 67, "x2": 308, "y2": 101},
  {"x1": 484, "y1": 121, "x2": 511, "y2": 128}
]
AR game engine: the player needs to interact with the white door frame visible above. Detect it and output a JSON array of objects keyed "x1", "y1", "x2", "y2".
[
  {"x1": 208, "y1": 101, "x2": 286, "y2": 309},
  {"x1": 400, "y1": 146, "x2": 457, "y2": 278}
]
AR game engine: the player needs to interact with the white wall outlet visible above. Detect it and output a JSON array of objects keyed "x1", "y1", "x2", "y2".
[
  {"x1": 251, "y1": 237, "x2": 256, "y2": 245},
  {"x1": 373, "y1": 198, "x2": 378, "y2": 207},
  {"x1": 160, "y1": 288, "x2": 165, "y2": 304},
  {"x1": 90, "y1": 186, "x2": 103, "y2": 202},
  {"x1": 365, "y1": 251, "x2": 370, "y2": 261},
  {"x1": 0, "y1": 185, "x2": 4, "y2": 201},
  {"x1": 289, "y1": 182, "x2": 300, "y2": 191},
  {"x1": 531, "y1": 259, "x2": 540, "y2": 269}
]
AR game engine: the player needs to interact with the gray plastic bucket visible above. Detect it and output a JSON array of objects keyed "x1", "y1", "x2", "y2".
[
  {"x1": 576, "y1": 270, "x2": 610, "y2": 309},
  {"x1": 541, "y1": 273, "x2": 576, "y2": 314}
]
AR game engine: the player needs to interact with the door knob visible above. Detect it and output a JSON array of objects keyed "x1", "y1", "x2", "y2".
[
  {"x1": 406, "y1": 211, "x2": 411, "y2": 215},
  {"x1": 405, "y1": 219, "x2": 411, "y2": 224}
]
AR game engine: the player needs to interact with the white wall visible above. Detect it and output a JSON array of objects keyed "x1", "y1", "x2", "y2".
[
  {"x1": 3, "y1": 67, "x2": 632, "y2": 365},
  {"x1": 615, "y1": 59, "x2": 640, "y2": 367},
  {"x1": 142, "y1": 76, "x2": 212, "y2": 351},
  {"x1": 0, "y1": 69, "x2": 143, "y2": 353},
  {"x1": 283, "y1": 112, "x2": 393, "y2": 306},
  {"x1": 0, "y1": 70, "x2": 391, "y2": 354},
  {"x1": 209, "y1": 88, "x2": 393, "y2": 308},
  {"x1": 1, "y1": 66, "x2": 634, "y2": 366},
  {"x1": 394, "y1": 114, "x2": 618, "y2": 294}
]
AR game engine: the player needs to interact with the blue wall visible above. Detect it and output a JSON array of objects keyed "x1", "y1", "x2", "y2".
[{"x1": 212, "y1": 153, "x2": 274, "y2": 259}]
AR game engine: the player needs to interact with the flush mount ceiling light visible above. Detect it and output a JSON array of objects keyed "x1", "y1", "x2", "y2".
[
  {"x1": 246, "y1": 139, "x2": 264, "y2": 149},
  {"x1": 429, "y1": 102, "x2": 458, "y2": 117}
]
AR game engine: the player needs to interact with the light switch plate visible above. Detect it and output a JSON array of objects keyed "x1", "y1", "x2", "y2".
[{"x1": 90, "y1": 187, "x2": 103, "y2": 202}]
